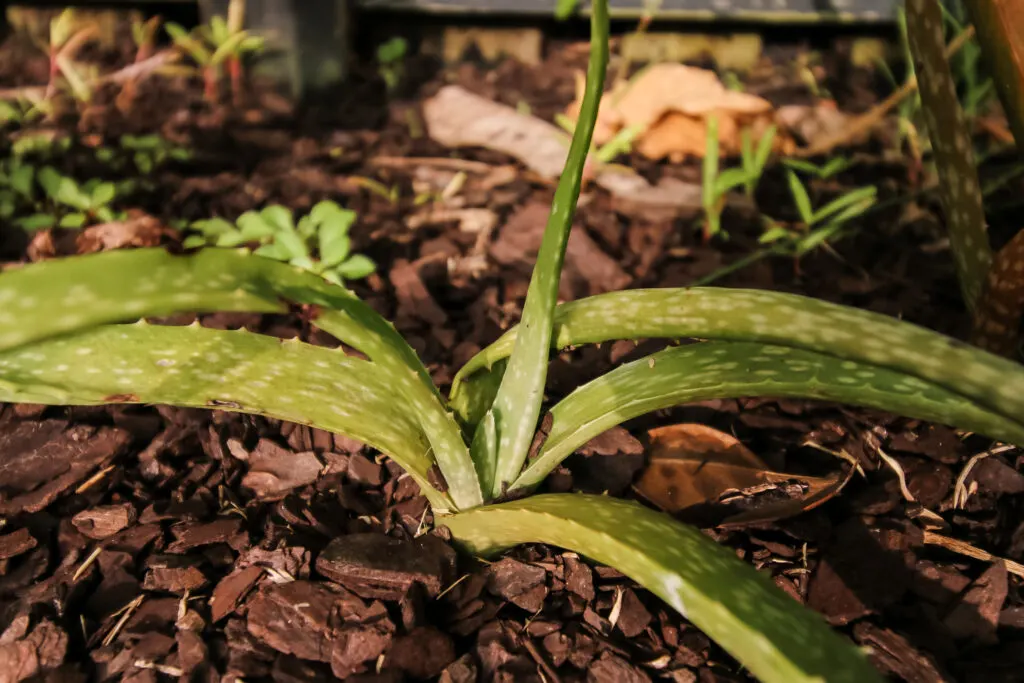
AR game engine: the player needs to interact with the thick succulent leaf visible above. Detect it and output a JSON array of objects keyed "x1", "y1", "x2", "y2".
[
  {"x1": 512, "y1": 341, "x2": 1024, "y2": 492},
  {"x1": 971, "y1": 229, "x2": 1024, "y2": 356},
  {"x1": 961, "y1": 0, "x2": 1024, "y2": 147},
  {"x1": 471, "y1": 1, "x2": 609, "y2": 499},
  {"x1": 0, "y1": 322, "x2": 451, "y2": 511},
  {"x1": 451, "y1": 288, "x2": 1024, "y2": 433},
  {"x1": 0, "y1": 248, "x2": 480, "y2": 509},
  {"x1": 442, "y1": 493, "x2": 882, "y2": 683},
  {"x1": 905, "y1": 0, "x2": 992, "y2": 309}
]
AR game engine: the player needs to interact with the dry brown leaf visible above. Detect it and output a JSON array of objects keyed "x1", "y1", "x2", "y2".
[
  {"x1": 634, "y1": 423, "x2": 852, "y2": 527},
  {"x1": 565, "y1": 63, "x2": 775, "y2": 160}
]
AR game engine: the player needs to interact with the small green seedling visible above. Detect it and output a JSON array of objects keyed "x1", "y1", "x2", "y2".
[
  {"x1": 184, "y1": 200, "x2": 377, "y2": 286},
  {"x1": 14, "y1": 166, "x2": 123, "y2": 231},
  {"x1": 377, "y1": 37, "x2": 408, "y2": 94},
  {"x1": 118, "y1": 134, "x2": 192, "y2": 175},
  {"x1": 781, "y1": 156, "x2": 856, "y2": 180},
  {"x1": 701, "y1": 116, "x2": 758, "y2": 241},
  {"x1": 940, "y1": 4, "x2": 994, "y2": 118},
  {"x1": 739, "y1": 124, "x2": 777, "y2": 198},
  {"x1": 8, "y1": 4, "x2": 1024, "y2": 681},
  {"x1": 29, "y1": 9, "x2": 100, "y2": 108},
  {"x1": 0, "y1": 97, "x2": 45, "y2": 127},
  {"x1": 758, "y1": 171, "x2": 877, "y2": 260},
  {"x1": 0, "y1": 158, "x2": 36, "y2": 221},
  {"x1": 166, "y1": 13, "x2": 264, "y2": 104}
]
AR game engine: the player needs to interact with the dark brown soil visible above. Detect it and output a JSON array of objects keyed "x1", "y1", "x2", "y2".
[{"x1": 2, "y1": 19, "x2": 1024, "y2": 683}]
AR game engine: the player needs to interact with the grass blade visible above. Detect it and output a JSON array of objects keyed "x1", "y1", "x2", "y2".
[
  {"x1": 471, "y1": 0, "x2": 609, "y2": 498},
  {"x1": 442, "y1": 493, "x2": 883, "y2": 683},
  {"x1": 451, "y1": 287, "x2": 1024, "y2": 433},
  {"x1": 0, "y1": 322, "x2": 452, "y2": 510},
  {"x1": 905, "y1": 0, "x2": 992, "y2": 309},
  {"x1": 513, "y1": 341, "x2": 1024, "y2": 492},
  {"x1": 0, "y1": 248, "x2": 480, "y2": 509}
]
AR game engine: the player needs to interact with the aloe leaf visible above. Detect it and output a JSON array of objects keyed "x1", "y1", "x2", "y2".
[
  {"x1": 450, "y1": 287, "x2": 1024, "y2": 432},
  {"x1": 905, "y1": 0, "x2": 992, "y2": 309},
  {"x1": 442, "y1": 493, "x2": 882, "y2": 683},
  {"x1": 0, "y1": 248, "x2": 481, "y2": 510},
  {"x1": 0, "y1": 321, "x2": 451, "y2": 510},
  {"x1": 470, "y1": 1, "x2": 609, "y2": 499},
  {"x1": 513, "y1": 341, "x2": 1024, "y2": 492},
  {"x1": 960, "y1": 0, "x2": 1024, "y2": 146}
]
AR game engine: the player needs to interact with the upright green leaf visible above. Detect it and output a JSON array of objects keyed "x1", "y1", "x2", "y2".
[
  {"x1": 787, "y1": 171, "x2": 814, "y2": 225},
  {"x1": 905, "y1": 0, "x2": 991, "y2": 309},
  {"x1": 513, "y1": 341, "x2": 1024, "y2": 492},
  {"x1": 471, "y1": 1, "x2": 609, "y2": 498},
  {"x1": 451, "y1": 288, "x2": 1024, "y2": 432},
  {"x1": 442, "y1": 494, "x2": 882, "y2": 683}
]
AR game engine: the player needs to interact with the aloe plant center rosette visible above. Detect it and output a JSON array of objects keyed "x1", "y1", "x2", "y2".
[{"x1": 4, "y1": 2, "x2": 1024, "y2": 681}]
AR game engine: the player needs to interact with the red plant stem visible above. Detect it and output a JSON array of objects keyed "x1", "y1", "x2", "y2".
[
  {"x1": 229, "y1": 56, "x2": 242, "y2": 106},
  {"x1": 203, "y1": 67, "x2": 219, "y2": 103},
  {"x1": 45, "y1": 48, "x2": 59, "y2": 100}
]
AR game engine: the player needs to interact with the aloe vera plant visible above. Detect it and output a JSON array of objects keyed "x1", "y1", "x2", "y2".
[
  {"x1": 904, "y1": 0, "x2": 1024, "y2": 355},
  {"x1": 8, "y1": 3, "x2": 1024, "y2": 681}
]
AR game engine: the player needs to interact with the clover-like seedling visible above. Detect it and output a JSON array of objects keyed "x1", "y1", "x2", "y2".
[
  {"x1": 11, "y1": 166, "x2": 123, "y2": 232},
  {"x1": 0, "y1": 158, "x2": 36, "y2": 221},
  {"x1": 7, "y1": 4, "x2": 1024, "y2": 682},
  {"x1": 184, "y1": 200, "x2": 377, "y2": 286},
  {"x1": 377, "y1": 37, "x2": 407, "y2": 94}
]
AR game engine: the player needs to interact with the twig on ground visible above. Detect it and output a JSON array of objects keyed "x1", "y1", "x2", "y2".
[
  {"x1": 793, "y1": 26, "x2": 976, "y2": 158},
  {"x1": 0, "y1": 49, "x2": 180, "y2": 102},
  {"x1": 923, "y1": 531, "x2": 1024, "y2": 578}
]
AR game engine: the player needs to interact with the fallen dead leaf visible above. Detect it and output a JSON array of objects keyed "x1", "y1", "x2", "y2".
[
  {"x1": 76, "y1": 211, "x2": 169, "y2": 254},
  {"x1": 634, "y1": 423, "x2": 852, "y2": 526},
  {"x1": 565, "y1": 63, "x2": 777, "y2": 161}
]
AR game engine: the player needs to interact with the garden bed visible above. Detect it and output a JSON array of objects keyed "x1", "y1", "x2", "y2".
[{"x1": 1, "y1": 14, "x2": 1023, "y2": 683}]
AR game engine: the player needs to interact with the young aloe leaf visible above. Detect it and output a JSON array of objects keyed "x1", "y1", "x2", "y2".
[
  {"x1": 450, "y1": 287, "x2": 1024, "y2": 432},
  {"x1": 0, "y1": 321, "x2": 452, "y2": 510},
  {"x1": 0, "y1": 248, "x2": 480, "y2": 509},
  {"x1": 471, "y1": 0, "x2": 609, "y2": 498},
  {"x1": 442, "y1": 493, "x2": 882, "y2": 683},
  {"x1": 512, "y1": 341, "x2": 1024, "y2": 492},
  {"x1": 971, "y1": 230, "x2": 1024, "y2": 356},
  {"x1": 905, "y1": 0, "x2": 992, "y2": 309}
]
